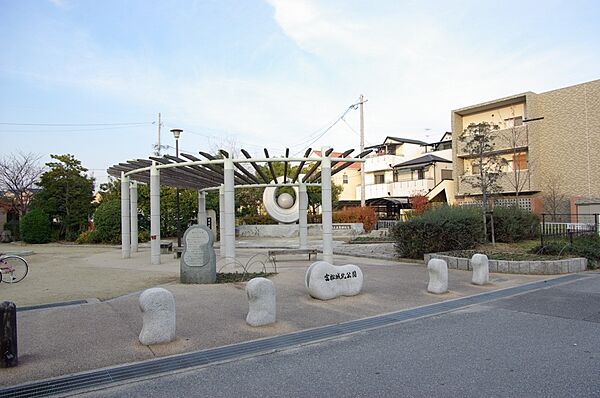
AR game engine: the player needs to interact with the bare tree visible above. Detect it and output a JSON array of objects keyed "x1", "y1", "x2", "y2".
[
  {"x1": 499, "y1": 108, "x2": 531, "y2": 199},
  {"x1": 541, "y1": 175, "x2": 569, "y2": 221},
  {"x1": 459, "y1": 122, "x2": 507, "y2": 242},
  {"x1": 0, "y1": 152, "x2": 44, "y2": 215}
]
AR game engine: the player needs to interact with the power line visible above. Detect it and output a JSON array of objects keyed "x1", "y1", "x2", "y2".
[{"x1": 0, "y1": 121, "x2": 154, "y2": 126}]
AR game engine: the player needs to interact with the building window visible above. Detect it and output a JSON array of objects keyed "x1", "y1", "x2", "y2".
[
  {"x1": 504, "y1": 116, "x2": 523, "y2": 128},
  {"x1": 513, "y1": 153, "x2": 528, "y2": 170},
  {"x1": 374, "y1": 173, "x2": 385, "y2": 184},
  {"x1": 412, "y1": 168, "x2": 425, "y2": 180},
  {"x1": 342, "y1": 174, "x2": 348, "y2": 184},
  {"x1": 472, "y1": 163, "x2": 480, "y2": 175}
]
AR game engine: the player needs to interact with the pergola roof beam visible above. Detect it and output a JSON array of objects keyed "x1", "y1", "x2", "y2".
[
  {"x1": 291, "y1": 148, "x2": 312, "y2": 183},
  {"x1": 164, "y1": 154, "x2": 225, "y2": 185},
  {"x1": 264, "y1": 148, "x2": 278, "y2": 184},
  {"x1": 302, "y1": 148, "x2": 333, "y2": 183},
  {"x1": 307, "y1": 148, "x2": 354, "y2": 183},
  {"x1": 241, "y1": 149, "x2": 270, "y2": 184},
  {"x1": 283, "y1": 148, "x2": 289, "y2": 183}
]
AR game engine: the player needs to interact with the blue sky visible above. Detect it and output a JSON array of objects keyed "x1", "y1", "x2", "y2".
[{"x1": 1, "y1": 0, "x2": 599, "y2": 187}]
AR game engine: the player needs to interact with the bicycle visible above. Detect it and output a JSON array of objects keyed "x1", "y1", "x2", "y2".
[{"x1": 0, "y1": 253, "x2": 29, "y2": 283}]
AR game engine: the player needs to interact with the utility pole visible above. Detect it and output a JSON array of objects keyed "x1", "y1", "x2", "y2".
[
  {"x1": 155, "y1": 113, "x2": 162, "y2": 156},
  {"x1": 360, "y1": 94, "x2": 366, "y2": 207}
]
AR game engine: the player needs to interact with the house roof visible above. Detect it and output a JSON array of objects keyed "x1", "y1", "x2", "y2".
[
  {"x1": 393, "y1": 154, "x2": 452, "y2": 169},
  {"x1": 384, "y1": 136, "x2": 429, "y2": 146},
  {"x1": 312, "y1": 150, "x2": 361, "y2": 170}
]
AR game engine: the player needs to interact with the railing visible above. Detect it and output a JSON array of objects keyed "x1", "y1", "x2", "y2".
[
  {"x1": 376, "y1": 220, "x2": 398, "y2": 230},
  {"x1": 540, "y1": 213, "x2": 599, "y2": 246}
]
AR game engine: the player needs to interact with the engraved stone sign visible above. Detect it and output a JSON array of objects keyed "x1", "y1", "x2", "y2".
[{"x1": 180, "y1": 225, "x2": 216, "y2": 284}]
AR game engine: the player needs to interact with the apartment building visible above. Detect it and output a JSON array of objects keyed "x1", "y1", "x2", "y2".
[
  {"x1": 452, "y1": 79, "x2": 600, "y2": 212},
  {"x1": 356, "y1": 135, "x2": 454, "y2": 218}
]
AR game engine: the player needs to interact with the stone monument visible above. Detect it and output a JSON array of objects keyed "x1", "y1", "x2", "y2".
[
  {"x1": 246, "y1": 277, "x2": 276, "y2": 327},
  {"x1": 180, "y1": 225, "x2": 216, "y2": 284},
  {"x1": 305, "y1": 261, "x2": 363, "y2": 300},
  {"x1": 427, "y1": 258, "x2": 448, "y2": 294},
  {"x1": 471, "y1": 253, "x2": 489, "y2": 285},
  {"x1": 139, "y1": 288, "x2": 176, "y2": 345}
]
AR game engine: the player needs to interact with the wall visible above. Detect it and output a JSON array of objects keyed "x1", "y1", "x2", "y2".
[{"x1": 461, "y1": 103, "x2": 525, "y2": 130}]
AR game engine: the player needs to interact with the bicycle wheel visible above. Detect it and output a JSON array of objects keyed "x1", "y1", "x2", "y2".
[{"x1": 1, "y1": 256, "x2": 28, "y2": 283}]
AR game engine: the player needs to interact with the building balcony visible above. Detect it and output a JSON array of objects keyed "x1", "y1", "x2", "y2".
[
  {"x1": 456, "y1": 125, "x2": 528, "y2": 158},
  {"x1": 363, "y1": 154, "x2": 404, "y2": 172},
  {"x1": 457, "y1": 171, "x2": 532, "y2": 196},
  {"x1": 360, "y1": 179, "x2": 435, "y2": 200}
]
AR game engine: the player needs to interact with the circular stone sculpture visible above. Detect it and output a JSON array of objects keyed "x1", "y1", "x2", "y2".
[{"x1": 262, "y1": 177, "x2": 303, "y2": 224}]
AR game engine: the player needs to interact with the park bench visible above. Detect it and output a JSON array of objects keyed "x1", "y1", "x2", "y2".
[
  {"x1": 160, "y1": 241, "x2": 173, "y2": 254},
  {"x1": 267, "y1": 249, "x2": 318, "y2": 267}
]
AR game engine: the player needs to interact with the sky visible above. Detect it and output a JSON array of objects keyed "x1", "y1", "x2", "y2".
[{"x1": 1, "y1": 0, "x2": 599, "y2": 188}]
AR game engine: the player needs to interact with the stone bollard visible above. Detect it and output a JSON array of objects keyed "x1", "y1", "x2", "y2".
[
  {"x1": 246, "y1": 278, "x2": 276, "y2": 327},
  {"x1": 427, "y1": 259, "x2": 448, "y2": 294},
  {"x1": 471, "y1": 253, "x2": 489, "y2": 285},
  {"x1": 139, "y1": 288, "x2": 176, "y2": 345},
  {"x1": 0, "y1": 301, "x2": 18, "y2": 368}
]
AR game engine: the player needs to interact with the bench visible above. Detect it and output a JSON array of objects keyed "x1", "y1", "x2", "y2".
[
  {"x1": 267, "y1": 249, "x2": 318, "y2": 267},
  {"x1": 160, "y1": 241, "x2": 173, "y2": 254}
]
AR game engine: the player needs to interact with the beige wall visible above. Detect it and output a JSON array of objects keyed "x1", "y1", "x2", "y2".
[
  {"x1": 452, "y1": 79, "x2": 600, "y2": 204},
  {"x1": 335, "y1": 169, "x2": 361, "y2": 201},
  {"x1": 461, "y1": 103, "x2": 525, "y2": 130}
]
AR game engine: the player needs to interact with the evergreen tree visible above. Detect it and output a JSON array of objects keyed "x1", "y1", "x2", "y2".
[{"x1": 32, "y1": 154, "x2": 95, "y2": 241}]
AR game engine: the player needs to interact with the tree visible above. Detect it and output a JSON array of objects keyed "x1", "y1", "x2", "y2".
[
  {"x1": 32, "y1": 154, "x2": 95, "y2": 241},
  {"x1": 541, "y1": 175, "x2": 569, "y2": 221},
  {"x1": 0, "y1": 152, "x2": 44, "y2": 215},
  {"x1": 459, "y1": 122, "x2": 507, "y2": 242}
]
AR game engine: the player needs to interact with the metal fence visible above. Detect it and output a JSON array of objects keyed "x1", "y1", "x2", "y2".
[
  {"x1": 376, "y1": 220, "x2": 398, "y2": 230},
  {"x1": 540, "y1": 213, "x2": 599, "y2": 246}
]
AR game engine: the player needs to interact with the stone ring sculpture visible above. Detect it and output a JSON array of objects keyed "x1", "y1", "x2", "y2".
[{"x1": 262, "y1": 176, "x2": 303, "y2": 224}]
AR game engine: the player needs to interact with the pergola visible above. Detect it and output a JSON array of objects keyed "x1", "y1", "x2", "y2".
[{"x1": 108, "y1": 146, "x2": 371, "y2": 265}]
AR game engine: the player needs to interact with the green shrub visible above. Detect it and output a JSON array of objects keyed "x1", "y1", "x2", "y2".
[
  {"x1": 93, "y1": 199, "x2": 121, "y2": 244},
  {"x1": 237, "y1": 213, "x2": 277, "y2": 225},
  {"x1": 491, "y1": 206, "x2": 540, "y2": 243},
  {"x1": 390, "y1": 205, "x2": 483, "y2": 259},
  {"x1": 532, "y1": 234, "x2": 600, "y2": 269},
  {"x1": 20, "y1": 209, "x2": 51, "y2": 243},
  {"x1": 76, "y1": 230, "x2": 99, "y2": 244},
  {"x1": 138, "y1": 229, "x2": 150, "y2": 242}
]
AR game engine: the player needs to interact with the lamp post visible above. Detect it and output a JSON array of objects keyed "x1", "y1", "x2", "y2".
[{"x1": 171, "y1": 128, "x2": 183, "y2": 249}]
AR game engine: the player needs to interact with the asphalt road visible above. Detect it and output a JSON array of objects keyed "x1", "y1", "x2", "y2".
[{"x1": 79, "y1": 274, "x2": 600, "y2": 398}]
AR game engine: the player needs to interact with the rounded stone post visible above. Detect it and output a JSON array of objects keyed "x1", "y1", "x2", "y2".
[
  {"x1": 246, "y1": 278, "x2": 276, "y2": 326},
  {"x1": 139, "y1": 288, "x2": 176, "y2": 345},
  {"x1": 471, "y1": 253, "x2": 489, "y2": 285},
  {"x1": 321, "y1": 147, "x2": 333, "y2": 264},
  {"x1": 298, "y1": 182, "x2": 308, "y2": 249},
  {"x1": 121, "y1": 173, "x2": 131, "y2": 259},
  {"x1": 427, "y1": 258, "x2": 448, "y2": 294},
  {"x1": 0, "y1": 301, "x2": 18, "y2": 368},
  {"x1": 150, "y1": 163, "x2": 161, "y2": 265},
  {"x1": 130, "y1": 181, "x2": 138, "y2": 253}
]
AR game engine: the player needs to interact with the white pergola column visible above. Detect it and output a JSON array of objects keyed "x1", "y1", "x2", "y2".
[
  {"x1": 120, "y1": 173, "x2": 131, "y2": 259},
  {"x1": 198, "y1": 190, "x2": 207, "y2": 226},
  {"x1": 130, "y1": 181, "x2": 138, "y2": 253},
  {"x1": 223, "y1": 158, "x2": 236, "y2": 261},
  {"x1": 299, "y1": 182, "x2": 308, "y2": 249},
  {"x1": 321, "y1": 147, "x2": 333, "y2": 263},
  {"x1": 150, "y1": 163, "x2": 161, "y2": 265},
  {"x1": 219, "y1": 185, "x2": 225, "y2": 245}
]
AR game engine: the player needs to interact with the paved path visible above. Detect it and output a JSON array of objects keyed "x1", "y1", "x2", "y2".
[{"x1": 77, "y1": 273, "x2": 600, "y2": 398}]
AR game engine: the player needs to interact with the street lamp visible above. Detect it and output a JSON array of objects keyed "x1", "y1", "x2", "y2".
[{"x1": 171, "y1": 128, "x2": 183, "y2": 250}]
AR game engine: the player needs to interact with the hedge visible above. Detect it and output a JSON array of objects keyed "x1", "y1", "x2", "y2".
[{"x1": 390, "y1": 205, "x2": 483, "y2": 259}]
